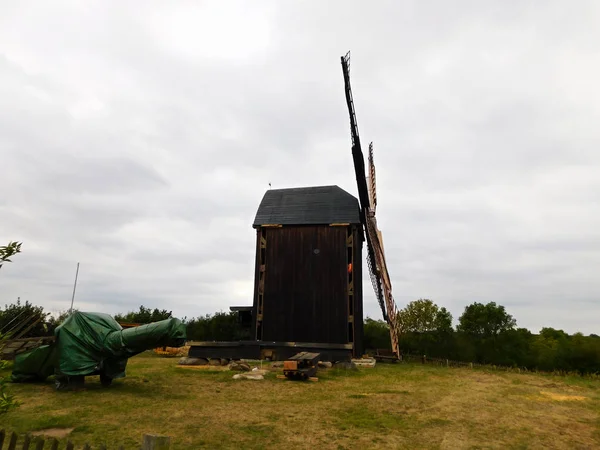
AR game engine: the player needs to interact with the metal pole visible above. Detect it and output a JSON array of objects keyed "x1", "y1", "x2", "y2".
[{"x1": 69, "y1": 262, "x2": 80, "y2": 314}]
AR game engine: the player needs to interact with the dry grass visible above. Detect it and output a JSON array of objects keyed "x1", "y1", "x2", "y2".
[{"x1": 1, "y1": 352, "x2": 599, "y2": 449}]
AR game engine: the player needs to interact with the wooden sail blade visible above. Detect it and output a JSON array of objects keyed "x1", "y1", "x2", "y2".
[
  {"x1": 365, "y1": 216, "x2": 401, "y2": 356},
  {"x1": 364, "y1": 229, "x2": 388, "y2": 322},
  {"x1": 375, "y1": 229, "x2": 391, "y2": 289}
]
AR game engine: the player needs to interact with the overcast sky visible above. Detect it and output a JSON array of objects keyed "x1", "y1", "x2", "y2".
[{"x1": 1, "y1": 1, "x2": 599, "y2": 335}]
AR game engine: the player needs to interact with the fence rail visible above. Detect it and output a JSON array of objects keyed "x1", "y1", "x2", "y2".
[{"x1": 0, "y1": 430, "x2": 171, "y2": 450}]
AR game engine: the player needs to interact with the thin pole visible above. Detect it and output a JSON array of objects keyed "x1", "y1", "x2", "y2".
[{"x1": 69, "y1": 262, "x2": 80, "y2": 314}]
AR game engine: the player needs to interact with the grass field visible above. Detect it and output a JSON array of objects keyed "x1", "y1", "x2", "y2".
[{"x1": 1, "y1": 352, "x2": 599, "y2": 449}]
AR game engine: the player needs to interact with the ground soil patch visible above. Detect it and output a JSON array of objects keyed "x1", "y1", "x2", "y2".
[{"x1": 30, "y1": 428, "x2": 74, "y2": 438}]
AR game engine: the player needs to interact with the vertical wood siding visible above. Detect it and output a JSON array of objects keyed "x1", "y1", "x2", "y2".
[{"x1": 252, "y1": 225, "x2": 364, "y2": 355}]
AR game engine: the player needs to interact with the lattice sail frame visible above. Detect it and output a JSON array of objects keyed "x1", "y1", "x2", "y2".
[
  {"x1": 368, "y1": 143, "x2": 377, "y2": 210},
  {"x1": 365, "y1": 146, "x2": 401, "y2": 357}
]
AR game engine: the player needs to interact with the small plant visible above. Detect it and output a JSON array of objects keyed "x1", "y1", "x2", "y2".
[
  {"x1": 0, "y1": 332, "x2": 19, "y2": 413},
  {"x1": 0, "y1": 241, "x2": 23, "y2": 413}
]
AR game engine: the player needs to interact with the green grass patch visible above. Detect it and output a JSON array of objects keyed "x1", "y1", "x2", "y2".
[
  {"x1": 347, "y1": 393, "x2": 368, "y2": 399},
  {"x1": 1, "y1": 351, "x2": 599, "y2": 449},
  {"x1": 238, "y1": 424, "x2": 271, "y2": 438},
  {"x1": 335, "y1": 405, "x2": 412, "y2": 431},
  {"x1": 376, "y1": 388, "x2": 410, "y2": 395}
]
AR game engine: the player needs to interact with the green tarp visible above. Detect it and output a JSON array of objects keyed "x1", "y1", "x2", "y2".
[
  {"x1": 10, "y1": 344, "x2": 56, "y2": 382},
  {"x1": 11, "y1": 311, "x2": 186, "y2": 383}
]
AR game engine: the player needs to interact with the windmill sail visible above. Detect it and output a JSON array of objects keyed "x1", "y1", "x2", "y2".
[
  {"x1": 340, "y1": 51, "x2": 401, "y2": 359},
  {"x1": 368, "y1": 143, "x2": 377, "y2": 210}
]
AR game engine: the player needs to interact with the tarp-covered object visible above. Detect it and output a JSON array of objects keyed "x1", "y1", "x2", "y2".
[
  {"x1": 11, "y1": 311, "x2": 186, "y2": 384},
  {"x1": 10, "y1": 345, "x2": 56, "y2": 382}
]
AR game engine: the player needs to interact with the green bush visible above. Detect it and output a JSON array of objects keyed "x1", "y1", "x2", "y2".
[{"x1": 0, "y1": 241, "x2": 22, "y2": 413}]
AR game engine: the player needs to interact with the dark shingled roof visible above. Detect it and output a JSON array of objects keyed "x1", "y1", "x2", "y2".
[{"x1": 253, "y1": 185, "x2": 361, "y2": 227}]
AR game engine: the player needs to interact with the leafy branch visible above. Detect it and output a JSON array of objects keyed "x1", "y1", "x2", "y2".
[{"x1": 0, "y1": 241, "x2": 22, "y2": 271}]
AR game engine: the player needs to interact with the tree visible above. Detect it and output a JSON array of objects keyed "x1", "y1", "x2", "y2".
[
  {"x1": 434, "y1": 307, "x2": 453, "y2": 334},
  {"x1": 494, "y1": 327, "x2": 534, "y2": 367},
  {"x1": 114, "y1": 306, "x2": 172, "y2": 324},
  {"x1": 0, "y1": 241, "x2": 22, "y2": 271},
  {"x1": 457, "y1": 302, "x2": 516, "y2": 337},
  {"x1": 539, "y1": 327, "x2": 569, "y2": 341},
  {"x1": 395, "y1": 299, "x2": 456, "y2": 358},
  {"x1": 397, "y1": 299, "x2": 453, "y2": 333},
  {"x1": 456, "y1": 302, "x2": 517, "y2": 364},
  {"x1": 185, "y1": 311, "x2": 250, "y2": 341},
  {"x1": 0, "y1": 299, "x2": 50, "y2": 338},
  {"x1": 536, "y1": 328, "x2": 572, "y2": 370},
  {"x1": 45, "y1": 310, "x2": 74, "y2": 335},
  {"x1": 363, "y1": 317, "x2": 392, "y2": 350}
]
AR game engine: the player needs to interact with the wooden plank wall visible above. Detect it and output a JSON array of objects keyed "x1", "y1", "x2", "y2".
[
  {"x1": 253, "y1": 225, "x2": 364, "y2": 348},
  {"x1": 352, "y1": 226, "x2": 364, "y2": 357}
]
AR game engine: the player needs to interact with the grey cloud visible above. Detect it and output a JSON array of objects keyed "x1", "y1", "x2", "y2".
[
  {"x1": 38, "y1": 156, "x2": 167, "y2": 195},
  {"x1": 1, "y1": 1, "x2": 599, "y2": 335}
]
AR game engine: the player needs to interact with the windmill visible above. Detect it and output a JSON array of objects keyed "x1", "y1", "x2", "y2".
[{"x1": 340, "y1": 51, "x2": 401, "y2": 359}]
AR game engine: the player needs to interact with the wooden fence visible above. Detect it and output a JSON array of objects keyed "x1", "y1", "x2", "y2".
[
  {"x1": 0, "y1": 337, "x2": 55, "y2": 361},
  {"x1": 402, "y1": 354, "x2": 475, "y2": 368},
  {"x1": 404, "y1": 353, "x2": 536, "y2": 372},
  {"x1": 0, "y1": 430, "x2": 171, "y2": 450},
  {"x1": 401, "y1": 353, "x2": 600, "y2": 379}
]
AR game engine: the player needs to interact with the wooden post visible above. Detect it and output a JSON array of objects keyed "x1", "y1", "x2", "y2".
[
  {"x1": 8, "y1": 431, "x2": 18, "y2": 450},
  {"x1": 142, "y1": 434, "x2": 171, "y2": 450},
  {"x1": 23, "y1": 433, "x2": 33, "y2": 450}
]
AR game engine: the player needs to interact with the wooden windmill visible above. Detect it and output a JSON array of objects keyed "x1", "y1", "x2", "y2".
[{"x1": 341, "y1": 52, "x2": 401, "y2": 359}]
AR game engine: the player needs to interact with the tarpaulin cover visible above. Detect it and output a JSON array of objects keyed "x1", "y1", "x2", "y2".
[
  {"x1": 11, "y1": 311, "x2": 186, "y2": 382},
  {"x1": 10, "y1": 344, "x2": 56, "y2": 382}
]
